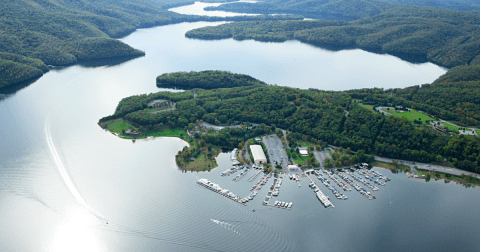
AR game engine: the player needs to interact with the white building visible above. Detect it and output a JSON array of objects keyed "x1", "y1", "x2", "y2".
[
  {"x1": 250, "y1": 145, "x2": 267, "y2": 164},
  {"x1": 299, "y1": 149, "x2": 308, "y2": 156}
]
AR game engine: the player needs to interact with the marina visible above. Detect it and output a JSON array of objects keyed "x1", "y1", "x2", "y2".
[{"x1": 306, "y1": 173, "x2": 334, "y2": 208}]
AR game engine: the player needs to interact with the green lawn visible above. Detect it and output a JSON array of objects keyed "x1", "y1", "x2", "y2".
[
  {"x1": 370, "y1": 160, "x2": 410, "y2": 172},
  {"x1": 145, "y1": 128, "x2": 187, "y2": 138},
  {"x1": 107, "y1": 119, "x2": 131, "y2": 133},
  {"x1": 286, "y1": 149, "x2": 308, "y2": 165},
  {"x1": 442, "y1": 123, "x2": 460, "y2": 132},
  {"x1": 358, "y1": 104, "x2": 376, "y2": 113},
  {"x1": 384, "y1": 109, "x2": 436, "y2": 125},
  {"x1": 296, "y1": 140, "x2": 315, "y2": 148}
]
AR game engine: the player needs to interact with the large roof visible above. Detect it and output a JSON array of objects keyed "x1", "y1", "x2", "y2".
[{"x1": 250, "y1": 145, "x2": 267, "y2": 162}]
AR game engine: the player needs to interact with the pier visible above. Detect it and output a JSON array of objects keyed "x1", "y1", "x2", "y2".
[
  {"x1": 233, "y1": 168, "x2": 250, "y2": 182},
  {"x1": 248, "y1": 169, "x2": 263, "y2": 182},
  {"x1": 197, "y1": 178, "x2": 246, "y2": 205},
  {"x1": 306, "y1": 173, "x2": 334, "y2": 208},
  {"x1": 251, "y1": 172, "x2": 271, "y2": 191}
]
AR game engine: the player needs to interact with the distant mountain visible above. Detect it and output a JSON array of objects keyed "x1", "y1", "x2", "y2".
[
  {"x1": 381, "y1": 0, "x2": 480, "y2": 12},
  {"x1": 205, "y1": 0, "x2": 396, "y2": 20}
]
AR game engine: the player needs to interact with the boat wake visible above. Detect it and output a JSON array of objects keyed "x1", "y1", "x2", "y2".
[
  {"x1": 45, "y1": 122, "x2": 108, "y2": 224},
  {"x1": 211, "y1": 219, "x2": 241, "y2": 236}
]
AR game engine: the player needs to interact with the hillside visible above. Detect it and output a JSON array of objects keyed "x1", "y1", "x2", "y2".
[
  {"x1": 100, "y1": 71, "x2": 480, "y2": 173},
  {"x1": 188, "y1": 5, "x2": 480, "y2": 68},
  {"x1": 205, "y1": 0, "x2": 395, "y2": 20},
  {"x1": 381, "y1": 0, "x2": 480, "y2": 12},
  {"x1": 0, "y1": 0, "x2": 302, "y2": 89}
]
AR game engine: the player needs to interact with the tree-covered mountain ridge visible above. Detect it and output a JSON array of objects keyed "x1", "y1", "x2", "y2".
[
  {"x1": 0, "y1": 0, "x2": 303, "y2": 89},
  {"x1": 187, "y1": 5, "x2": 480, "y2": 68},
  {"x1": 100, "y1": 70, "x2": 480, "y2": 174}
]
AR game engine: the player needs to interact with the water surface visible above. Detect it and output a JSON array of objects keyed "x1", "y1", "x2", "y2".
[{"x1": 0, "y1": 3, "x2": 476, "y2": 252}]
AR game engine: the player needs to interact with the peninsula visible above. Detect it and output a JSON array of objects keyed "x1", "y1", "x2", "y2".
[{"x1": 99, "y1": 70, "x2": 480, "y2": 178}]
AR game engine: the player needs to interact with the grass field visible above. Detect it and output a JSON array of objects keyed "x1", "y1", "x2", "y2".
[
  {"x1": 371, "y1": 160, "x2": 410, "y2": 172},
  {"x1": 442, "y1": 123, "x2": 460, "y2": 132},
  {"x1": 145, "y1": 128, "x2": 187, "y2": 138},
  {"x1": 180, "y1": 153, "x2": 218, "y2": 171},
  {"x1": 286, "y1": 149, "x2": 308, "y2": 165},
  {"x1": 358, "y1": 104, "x2": 376, "y2": 113},
  {"x1": 382, "y1": 109, "x2": 436, "y2": 125},
  {"x1": 106, "y1": 119, "x2": 131, "y2": 133}
]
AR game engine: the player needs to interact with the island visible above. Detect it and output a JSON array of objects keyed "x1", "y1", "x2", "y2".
[{"x1": 99, "y1": 70, "x2": 479, "y2": 187}]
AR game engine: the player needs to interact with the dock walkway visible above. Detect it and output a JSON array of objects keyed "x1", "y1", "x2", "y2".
[
  {"x1": 248, "y1": 169, "x2": 263, "y2": 182},
  {"x1": 306, "y1": 173, "x2": 334, "y2": 208},
  {"x1": 197, "y1": 179, "x2": 246, "y2": 205}
]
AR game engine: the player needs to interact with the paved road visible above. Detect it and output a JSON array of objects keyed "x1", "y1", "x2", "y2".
[
  {"x1": 152, "y1": 106, "x2": 176, "y2": 114},
  {"x1": 243, "y1": 140, "x2": 251, "y2": 165},
  {"x1": 263, "y1": 134, "x2": 289, "y2": 170},
  {"x1": 375, "y1": 156, "x2": 478, "y2": 178},
  {"x1": 313, "y1": 150, "x2": 323, "y2": 168}
]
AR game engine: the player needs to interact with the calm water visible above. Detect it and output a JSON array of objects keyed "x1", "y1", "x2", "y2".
[{"x1": 0, "y1": 3, "x2": 478, "y2": 252}]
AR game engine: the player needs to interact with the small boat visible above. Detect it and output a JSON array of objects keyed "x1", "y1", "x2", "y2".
[{"x1": 252, "y1": 209, "x2": 255, "y2": 212}]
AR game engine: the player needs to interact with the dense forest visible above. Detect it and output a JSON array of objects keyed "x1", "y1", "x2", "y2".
[
  {"x1": 100, "y1": 71, "x2": 480, "y2": 174},
  {"x1": 185, "y1": 20, "x2": 345, "y2": 41},
  {"x1": 381, "y1": 0, "x2": 480, "y2": 12},
  {"x1": 205, "y1": 0, "x2": 396, "y2": 20},
  {"x1": 206, "y1": 0, "x2": 480, "y2": 19},
  {"x1": 0, "y1": 0, "x2": 301, "y2": 88},
  {"x1": 157, "y1": 71, "x2": 267, "y2": 89},
  {"x1": 188, "y1": 4, "x2": 480, "y2": 68},
  {"x1": 346, "y1": 65, "x2": 480, "y2": 126}
]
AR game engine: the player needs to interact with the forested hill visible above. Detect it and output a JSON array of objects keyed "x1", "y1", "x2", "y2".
[
  {"x1": 101, "y1": 72, "x2": 480, "y2": 174},
  {"x1": 156, "y1": 71, "x2": 267, "y2": 89},
  {"x1": 205, "y1": 0, "x2": 396, "y2": 20},
  {"x1": 381, "y1": 0, "x2": 480, "y2": 12},
  {"x1": 187, "y1": 5, "x2": 480, "y2": 68},
  {"x1": 0, "y1": 0, "x2": 302, "y2": 89}
]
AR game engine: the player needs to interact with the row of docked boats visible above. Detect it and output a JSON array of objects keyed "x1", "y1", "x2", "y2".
[
  {"x1": 197, "y1": 178, "x2": 244, "y2": 204},
  {"x1": 307, "y1": 179, "x2": 334, "y2": 208},
  {"x1": 233, "y1": 168, "x2": 250, "y2": 182},
  {"x1": 347, "y1": 171, "x2": 379, "y2": 191},
  {"x1": 273, "y1": 201, "x2": 292, "y2": 209},
  {"x1": 315, "y1": 171, "x2": 348, "y2": 200},
  {"x1": 221, "y1": 165, "x2": 244, "y2": 176},
  {"x1": 358, "y1": 168, "x2": 390, "y2": 185},
  {"x1": 340, "y1": 171, "x2": 376, "y2": 200},
  {"x1": 251, "y1": 172, "x2": 271, "y2": 191},
  {"x1": 325, "y1": 170, "x2": 352, "y2": 191}
]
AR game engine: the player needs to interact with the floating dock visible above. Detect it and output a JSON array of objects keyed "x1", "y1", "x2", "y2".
[
  {"x1": 247, "y1": 169, "x2": 263, "y2": 182},
  {"x1": 306, "y1": 174, "x2": 334, "y2": 208},
  {"x1": 233, "y1": 168, "x2": 250, "y2": 182},
  {"x1": 197, "y1": 178, "x2": 246, "y2": 205}
]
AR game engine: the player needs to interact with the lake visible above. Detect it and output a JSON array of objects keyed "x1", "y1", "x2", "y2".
[{"x1": 0, "y1": 2, "x2": 478, "y2": 252}]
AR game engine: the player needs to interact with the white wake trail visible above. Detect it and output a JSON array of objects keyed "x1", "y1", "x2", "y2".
[{"x1": 45, "y1": 122, "x2": 108, "y2": 224}]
